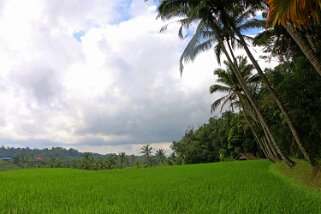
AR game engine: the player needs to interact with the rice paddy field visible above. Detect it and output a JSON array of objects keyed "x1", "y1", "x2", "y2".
[{"x1": 0, "y1": 160, "x2": 320, "y2": 214}]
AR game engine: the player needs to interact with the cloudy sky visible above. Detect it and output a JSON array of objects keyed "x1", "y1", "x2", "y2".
[{"x1": 0, "y1": 0, "x2": 270, "y2": 155}]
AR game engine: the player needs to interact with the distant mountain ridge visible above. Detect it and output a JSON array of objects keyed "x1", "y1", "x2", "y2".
[{"x1": 0, "y1": 146, "x2": 115, "y2": 161}]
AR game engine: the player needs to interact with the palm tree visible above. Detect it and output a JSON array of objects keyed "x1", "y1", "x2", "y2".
[
  {"x1": 141, "y1": 144, "x2": 152, "y2": 157},
  {"x1": 266, "y1": 0, "x2": 321, "y2": 77},
  {"x1": 118, "y1": 152, "x2": 126, "y2": 168},
  {"x1": 155, "y1": 149, "x2": 167, "y2": 164},
  {"x1": 210, "y1": 56, "x2": 259, "y2": 113},
  {"x1": 155, "y1": 0, "x2": 296, "y2": 166},
  {"x1": 177, "y1": 9, "x2": 265, "y2": 73},
  {"x1": 282, "y1": 24, "x2": 321, "y2": 78},
  {"x1": 141, "y1": 145, "x2": 153, "y2": 166},
  {"x1": 267, "y1": 0, "x2": 321, "y2": 27},
  {"x1": 210, "y1": 56, "x2": 276, "y2": 161}
]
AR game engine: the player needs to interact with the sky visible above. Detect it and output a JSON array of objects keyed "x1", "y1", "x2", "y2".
[{"x1": 0, "y1": 0, "x2": 272, "y2": 155}]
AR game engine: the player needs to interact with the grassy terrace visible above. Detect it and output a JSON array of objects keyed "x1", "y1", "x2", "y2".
[
  {"x1": 0, "y1": 160, "x2": 320, "y2": 213},
  {"x1": 0, "y1": 161, "x2": 20, "y2": 172},
  {"x1": 272, "y1": 160, "x2": 321, "y2": 190}
]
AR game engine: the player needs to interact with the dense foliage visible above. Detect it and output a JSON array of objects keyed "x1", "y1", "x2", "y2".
[
  {"x1": 260, "y1": 58, "x2": 321, "y2": 158},
  {"x1": 171, "y1": 112, "x2": 258, "y2": 164}
]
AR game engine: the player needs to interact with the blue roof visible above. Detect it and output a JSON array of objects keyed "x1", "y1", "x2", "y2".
[{"x1": 0, "y1": 157, "x2": 12, "y2": 160}]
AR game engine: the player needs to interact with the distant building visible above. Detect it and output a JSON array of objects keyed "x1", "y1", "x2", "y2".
[
  {"x1": 0, "y1": 157, "x2": 13, "y2": 162},
  {"x1": 35, "y1": 157, "x2": 44, "y2": 161},
  {"x1": 235, "y1": 153, "x2": 257, "y2": 160}
]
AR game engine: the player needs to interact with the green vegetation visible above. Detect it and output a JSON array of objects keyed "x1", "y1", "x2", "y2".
[
  {"x1": 0, "y1": 146, "x2": 144, "y2": 170},
  {"x1": 171, "y1": 111, "x2": 259, "y2": 164},
  {"x1": 272, "y1": 160, "x2": 321, "y2": 190},
  {"x1": 0, "y1": 161, "x2": 20, "y2": 172},
  {"x1": 0, "y1": 160, "x2": 320, "y2": 213}
]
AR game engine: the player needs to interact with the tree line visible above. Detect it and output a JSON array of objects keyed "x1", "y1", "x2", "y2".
[{"x1": 0, "y1": 145, "x2": 173, "y2": 170}]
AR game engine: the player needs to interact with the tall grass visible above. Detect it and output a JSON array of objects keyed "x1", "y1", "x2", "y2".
[{"x1": 0, "y1": 160, "x2": 320, "y2": 213}]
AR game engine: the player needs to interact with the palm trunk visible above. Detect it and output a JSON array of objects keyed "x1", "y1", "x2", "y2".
[
  {"x1": 227, "y1": 40, "x2": 237, "y2": 64},
  {"x1": 305, "y1": 33, "x2": 317, "y2": 52},
  {"x1": 243, "y1": 99, "x2": 278, "y2": 162},
  {"x1": 225, "y1": 30, "x2": 291, "y2": 164},
  {"x1": 261, "y1": 121, "x2": 281, "y2": 160},
  {"x1": 237, "y1": 92, "x2": 272, "y2": 161},
  {"x1": 262, "y1": 137, "x2": 278, "y2": 161},
  {"x1": 208, "y1": 19, "x2": 294, "y2": 167},
  {"x1": 240, "y1": 92, "x2": 279, "y2": 162},
  {"x1": 261, "y1": 136, "x2": 277, "y2": 162},
  {"x1": 233, "y1": 27, "x2": 313, "y2": 166},
  {"x1": 285, "y1": 24, "x2": 321, "y2": 77},
  {"x1": 244, "y1": 94, "x2": 281, "y2": 161}
]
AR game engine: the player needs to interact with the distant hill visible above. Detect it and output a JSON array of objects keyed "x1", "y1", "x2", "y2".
[{"x1": 0, "y1": 146, "x2": 116, "y2": 161}]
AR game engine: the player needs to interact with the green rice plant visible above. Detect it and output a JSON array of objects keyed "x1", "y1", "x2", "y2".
[{"x1": 0, "y1": 160, "x2": 320, "y2": 213}]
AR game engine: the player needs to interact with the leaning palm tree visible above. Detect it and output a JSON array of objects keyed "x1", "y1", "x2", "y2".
[
  {"x1": 266, "y1": 0, "x2": 321, "y2": 77},
  {"x1": 210, "y1": 57, "x2": 259, "y2": 112},
  {"x1": 210, "y1": 56, "x2": 276, "y2": 161},
  {"x1": 267, "y1": 0, "x2": 321, "y2": 27},
  {"x1": 177, "y1": 8, "x2": 264, "y2": 73},
  {"x1": 155, "y1": 0, "x2": 295, "y2": 166},
  {"x1": 279, "y1": 24, "x2": 321, "y2": 78}
]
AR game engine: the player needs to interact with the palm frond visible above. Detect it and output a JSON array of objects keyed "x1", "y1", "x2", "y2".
[
  {"x1": 211, "y1": 96, "x2": 228, "y2": 113},
  {"x1": 248, "y1": 73, "x2": 261, "y2": 84},
  {"x1": 179, "y1": 21, "x2": 215, "y2": 74},
  {"x1": 238, "y1": 19, "x2": 265, "y2": 31},
  {"x1": 209, "y1": 84, "x2": 230, "y2": 94},
  {"x1": 220, "y1": 93, "x2": 236, "y2": 113},
  {"x1": 214, "y1": 43, "x2": 222, "y2": 65},
  {"x1": 267, "y1": 0, "x2": 321, "y2": 27}
]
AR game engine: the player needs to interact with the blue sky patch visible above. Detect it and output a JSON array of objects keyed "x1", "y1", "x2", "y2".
[
  {"x1": 73, "y1": 31, "x2": 86, "y2": 42},
  {"x1": 110, "y1": 0, "x2": 133, "y2": 24}
]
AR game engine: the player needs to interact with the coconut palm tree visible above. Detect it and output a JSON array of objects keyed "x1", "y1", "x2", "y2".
[
  {"x1": 141, "y1": 145, "x2": 152, "y2": 157},
  {"x1": 266, "y1": 0, "x2": 321, "y2": 77},
  {"x1": 177, "y1": 9, "x2": 265, "y2": 72},
  {"x1": 210, "y1": 56, "x2": 259, "y2": 113},
  {"x1": 155, "y1": 149, "x2": 167, "y2": 164},
  {"x1": 210, "y1": 56, "x2": 276, "y2": 161},
  {"x1": 282, "y1": 24, "x2": 321, "y2": 77},
  {"x1": 141, "y1": 145, "x2": 153, "y2": 166},
  {"x1": 267, "y1": 0, "x2": 321, "y2": 27},
  {"x1": 118, "y1": 152, "x2": 126, "y2": 168}
]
